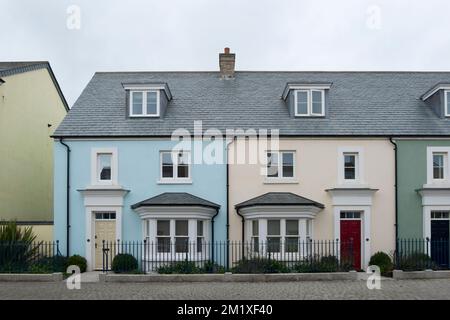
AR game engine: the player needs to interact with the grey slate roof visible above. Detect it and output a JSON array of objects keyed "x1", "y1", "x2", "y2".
[
  {"x1": 54, "y1": 71, "x2": 450, "y2": 137},
  {"x1": 131, "y1": 192, "x2": 220, "y2": 210},
  {"x1": 0, "y1": 61, "x2": 69, "y2": 111},
  {"x1": 235, "y1": 192, "x2": 325, "y2": 209}
]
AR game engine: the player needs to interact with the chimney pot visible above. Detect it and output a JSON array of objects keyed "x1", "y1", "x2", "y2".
[{"x1": 219, "y1": 48, "x2": 235, "y2": 79}]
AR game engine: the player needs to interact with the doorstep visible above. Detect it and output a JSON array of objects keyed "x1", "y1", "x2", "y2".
[
  {"x1": 99, "y1": 271, "x2": 359, "y2": 283},
  {"x1": 0, "y1": 273, "x2": 63, "y2": 282},
  {"x1": 393, "y1": 269, "x2": 450, "y2": 280}
]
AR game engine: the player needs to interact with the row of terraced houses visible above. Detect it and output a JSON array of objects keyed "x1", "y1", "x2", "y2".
[{"x1": 2, "y1": 49, "x2": 450, "y2": 272}]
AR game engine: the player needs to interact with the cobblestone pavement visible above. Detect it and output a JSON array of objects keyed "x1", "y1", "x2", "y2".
[{"x1": 1, "y1": 279, "x2": 450, "y2": 300}]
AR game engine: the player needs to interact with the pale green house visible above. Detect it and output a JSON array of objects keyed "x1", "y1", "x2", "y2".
[{"x1": 0, "y1": 62, "x2": 68, "y2": 240}]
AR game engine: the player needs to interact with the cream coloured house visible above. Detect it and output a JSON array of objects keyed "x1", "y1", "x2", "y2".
[
  {"x1": 229, "y1": 138, "x2": 395, "y2": 269},
  {"x1": 0, "y1": 62, "x2": 68, "y2": 240}
]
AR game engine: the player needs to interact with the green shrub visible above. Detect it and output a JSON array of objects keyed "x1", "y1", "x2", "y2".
[
  {"x1": 396, "y1": 252, "x2": 434, "y2": 271},
  {"x1": 231, "y1": 258, "x2": 290, "y2": 274},
  {"x1": 30, "y1": 255, "x2": 68, "y2": 273},
  {"x1": 202, "y1": 260, "x2": 225, "y2": 274},
  {"x1": 294, "y1": 255, "x2": 338, "y2": 273},
  {"x1": 157, "y1": 261, "x2": 202, "y2": 274},
  {"x1": 112, "y1": 254, "x2": 138, "y2": 273},
  {"x1": 293, "y1": 255, "x2": 352, "y2": 273},
  {"x1": 0, "y1": 221, "x2": 37, "y2": 272},
  {"x1": 369, "y1": 252, "x2": 393, "y2": 276},
  {"x1": 67, "y1": 255, "x2": 87, "y2": 273}
]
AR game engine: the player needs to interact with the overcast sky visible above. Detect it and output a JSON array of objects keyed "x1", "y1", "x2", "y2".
[{"x1": 1, "y1": 0, "x2": 450, "y2": 106}]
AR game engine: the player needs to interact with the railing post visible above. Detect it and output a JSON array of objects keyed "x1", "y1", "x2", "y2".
[
  {"x1": 102, "y1": 240, "x2": 106, "y2": 273},
  {"x1": 143, "y1": 239, "x2": 147, "y2": 273},
  {"x1": 226, "y1": 239, "x2": 230, "y2": 271},
  {"x1": 56, "y1": 240, "x2": 60, "y2": 256}
]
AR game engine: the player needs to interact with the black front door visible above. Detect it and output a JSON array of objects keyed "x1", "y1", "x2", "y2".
[{"x1": 431, "y1": 220, "x2": 450, "y2": 268}]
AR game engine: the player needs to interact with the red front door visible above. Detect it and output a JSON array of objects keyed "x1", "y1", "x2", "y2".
[{"x1": 340, "y1": 220, "x2": 362, "y2": 270}]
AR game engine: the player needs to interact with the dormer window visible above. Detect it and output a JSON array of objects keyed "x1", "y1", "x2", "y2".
[
  {"x1": 123, "y1": 83, "x2": 172, "y2": 118},
  {"x1": 282, "y1": 83, "x2": 331, "y2": 118},
  {"x1": 421, "y1": 84, "x2": 450, "y2": 118},
  {"x1": 295, "y1": 89, "x2": 325, "y2": 117},
  {"x1": 446, "y1": 90, "x2": 450, "y2": 117},
  {"x1": 130, "y1": 90, "x2": 159, "y2": 117}
]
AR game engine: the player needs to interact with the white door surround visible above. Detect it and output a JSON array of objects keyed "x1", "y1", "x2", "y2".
[
  {"x1": 418, "y1": 188, "x2": 450, "y2": 241},
  {"x1": 326, "y1": 188, "x2": 377, "y2": 269},
  {"x1": 79, "y1": 188, "x2": 129, "y2": 271}
]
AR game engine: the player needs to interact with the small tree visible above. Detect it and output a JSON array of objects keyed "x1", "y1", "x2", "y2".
[{"x1": 0, "y1": 221, "x2": 37, "y2": 272}]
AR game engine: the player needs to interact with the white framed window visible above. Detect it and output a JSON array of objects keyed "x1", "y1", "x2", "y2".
[
  {"x1": 197, "y1": 221, "x2": 204, "y2": 253},
  {"x1": 340, "y1": 211, "x2": 362, "y2": 219},
  {"x1": 427, "y1": 147, "x2": 450, "y2": 185},
  {"x1": 267, "y1": 220, "x2": 281, "y2": 253},
  {"x1": 285, "y1": 220, "x2": 300, "y2": 253},
  {"x1": 433, "y1": 153, "x2": 446, "y2": 180},
  {"x1": 445, "y1": 90, "x2": 450, "y2": 117},
  {"x1": 266, "y1": 151, "x2": 295, "y2": 179},
  {"x1": 175, "y1": 220, "x2": 189, "y2": 253},
  {"x1": 94, "y1": 212, "x2": 116, "y2": 220},
  {"x1": 251, "y1": 220, "x2": 259, "y2": 252},
  {"x1": 97, "y1": 153, "x2": 112, "y2": 182},
  {"x1": 91, "y1": 148, "x2": 118, "y2": 186},
  {"x1": 156, "y1": 220, "x2": 171, "y2": 253},
  {"x1": 148, "y1": 219, "x2": 208, "y2": 254},
  {"x1": 431, "y1": 211, "x2": 450, "y2": 220},
  {"x1": 260, "y1": 218, "x2": 306, "y2": 253},
  {"x1": 294, "y1": 89, "x2": 325, "y2": 117},
  {"x1": 338, "y1": 147, "x2": 364, "y2": 185},
  {"x1": 129, "y1": 90, "x2": 160, "y2": 117},
  {"x1": 343, "y1": 153, "x2": 358, "y2": 181},
  {"x1": 160, "y1": 151, "x2": 191, "y2": 182}
]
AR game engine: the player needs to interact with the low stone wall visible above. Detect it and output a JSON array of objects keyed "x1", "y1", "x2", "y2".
[
  {"x1": 393, "y1": 270, "x2": 450, "y2": 280},
  {"x1": 99, "y1": 271, "x2": 358, "y2": 283},
  {"x1": 0, "y1": 272, "x2": 63, "y2": 282}
]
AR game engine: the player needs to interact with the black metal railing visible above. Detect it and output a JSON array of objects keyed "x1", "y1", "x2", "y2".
[
  {"x1": 0, "y1": 241, "x2": 62, "y2": 273},
  {"x1": 395, "y1": 238, "x2": 450, "y2": 271},
  {"x1": 102, "y1": 239, "x2": 356, "y2": 274}
]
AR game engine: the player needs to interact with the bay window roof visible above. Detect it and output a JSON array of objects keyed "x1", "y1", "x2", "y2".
[
  {"x1": 235, "y1": 192, "x2": 324, "y2": 210},
  {"x1": 131, "y1": 192, "x2": 220, "y2": 210}
]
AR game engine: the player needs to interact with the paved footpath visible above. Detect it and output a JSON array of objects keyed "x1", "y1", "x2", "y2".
[{"x1": 1, "y1": 279, "x2": 450, "y2": 300}]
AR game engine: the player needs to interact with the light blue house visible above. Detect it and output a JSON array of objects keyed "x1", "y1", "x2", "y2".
[{"x1": 53, "y1": 73, "x2": 230, "y2": 270}]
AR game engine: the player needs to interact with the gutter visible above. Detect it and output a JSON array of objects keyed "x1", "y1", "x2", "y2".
[
  {"x1": 51, "y1": 134, "x2": 450, "y2": 140},
  {"x1": 389, "y1": 137, "x2": 398, "y2": 252},
  {"x1": 210, "y1": 207, "x2": 220, "y2": 261},
  {"x1": 59, "y1": 139, "x2": 71, "y2": 256},
  {"x1": 235, "y1": 208, "x2": 245, "y2": 242},
  {"x1": 236, "y1": 208, "x2": 245, "y2": 259},
  {"x1": 225, "y1": 137, "x2": 234, "y2": 269}
]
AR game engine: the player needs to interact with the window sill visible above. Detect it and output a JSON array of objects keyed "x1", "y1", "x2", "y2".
[
  {"x1": 263, "y1": 178, "x2": 299, "y2": 185},
  {"x1": 423, "y1": 182, "x2": 450, "y2": 189},
  {"x1": 84, "y1": 184, "x2": 124, "y2": 190},
  {"x1": 294, "y1": 115, "x2": 325, "y2": 118},
  {"x1": 157, "y1": 179, "x2": 193, "y2": 185},
  {"x1": 129, "y1": 114, "x2": 160, "y2": 118}
]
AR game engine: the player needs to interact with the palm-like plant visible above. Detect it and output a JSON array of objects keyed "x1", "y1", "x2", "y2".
[{"x1": 0, "y1": 221, "x2": 38, "y2": 272}]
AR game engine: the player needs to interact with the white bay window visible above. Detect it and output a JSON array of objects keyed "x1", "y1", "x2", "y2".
[
  {"x1": 146, "y1": 218, "x2": 208, "y2": 255},
  {"x1": 249, "y1": 218, "x2": 312, "y2": 256}
]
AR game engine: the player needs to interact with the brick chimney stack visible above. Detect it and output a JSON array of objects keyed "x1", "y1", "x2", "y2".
[{"x1": 219, "y1": 47, "x2": 235, "y2": 79}]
